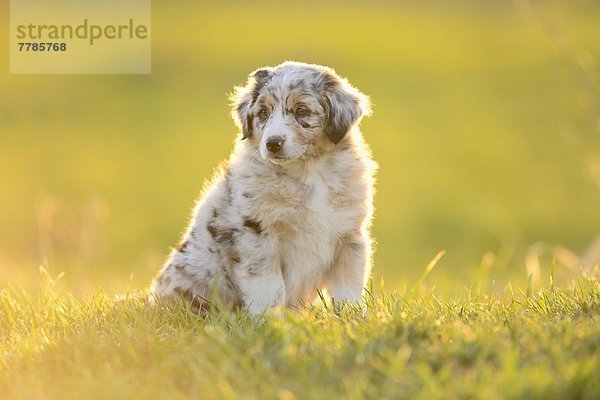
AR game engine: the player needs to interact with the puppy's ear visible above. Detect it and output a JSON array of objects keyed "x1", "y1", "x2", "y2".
[
  {"x1": 321, "y1": 70, "x2": 371, "y2": 144},
  {"x1": 230, "y1": 68, "x2": 273, "y2": 140}
]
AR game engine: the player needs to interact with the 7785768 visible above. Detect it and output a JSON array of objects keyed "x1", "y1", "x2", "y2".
[{"x1": 18, "y1": 42, "x2": 67, "y2": 51}]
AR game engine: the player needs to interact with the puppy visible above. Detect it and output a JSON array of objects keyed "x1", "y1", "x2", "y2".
[{"x1": 151, "y1": 61, "x2": 376, "y2": 314}]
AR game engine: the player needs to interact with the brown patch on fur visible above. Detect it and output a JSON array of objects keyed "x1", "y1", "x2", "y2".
[
  {"x1": 213, "y1": 226, "x2": 237, "y2": 244},
  {"x1": 243, "y1": 218, "x2": 263, "y2": 234},
  {"x1": 207, "y1": 223, "x2": 218, "y2": 240},
  {"x1": 173, "y1": 287, "x2": 210, "y2": 314},
  {"x1": 207, "y1": 222, "x2": 238, "y2": 244}
]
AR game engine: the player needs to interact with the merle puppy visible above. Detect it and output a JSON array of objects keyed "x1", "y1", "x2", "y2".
[{"x1": 151, "y1": 61, "x2": 376, "y2": 313}]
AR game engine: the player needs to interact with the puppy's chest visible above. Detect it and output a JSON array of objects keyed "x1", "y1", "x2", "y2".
[{"x1": 251, "y1": 171, "x2": 341, "y2": 235}]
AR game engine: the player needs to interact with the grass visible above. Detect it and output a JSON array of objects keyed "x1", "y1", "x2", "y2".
[{"x1": 1, "y1": 272, "x2": 598, "y2": 400}]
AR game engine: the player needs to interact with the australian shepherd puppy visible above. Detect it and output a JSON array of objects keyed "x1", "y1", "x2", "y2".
[{"x1": 151, "y1": 61, "x2": 376, "y2": 314}]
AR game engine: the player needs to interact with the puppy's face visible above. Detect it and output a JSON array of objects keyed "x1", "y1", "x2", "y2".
[{"x1": 231, "y1": 62, "x2": 370, "y2": 163}]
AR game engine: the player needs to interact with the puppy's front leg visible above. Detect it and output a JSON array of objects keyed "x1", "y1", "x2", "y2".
[
  {"x1": 234, "y1": 263, "x2": 286, "y2": 315},
  {"x1": 326, "y1": 234, "x2": 371, "y2": 307}
]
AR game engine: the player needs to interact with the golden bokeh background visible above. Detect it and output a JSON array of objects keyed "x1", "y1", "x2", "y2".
[{"x1": 1, "y1": 1, "x2": 599, "y2": 295}]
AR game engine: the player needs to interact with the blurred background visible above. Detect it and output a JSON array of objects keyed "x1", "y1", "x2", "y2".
[{"x1": 1, "y1": 0, "x2": 599, "y2": 295}]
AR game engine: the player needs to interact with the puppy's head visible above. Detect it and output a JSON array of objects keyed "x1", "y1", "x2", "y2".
[{"x1": 230, "y1": 62, "x2": 371, "y2": 163}]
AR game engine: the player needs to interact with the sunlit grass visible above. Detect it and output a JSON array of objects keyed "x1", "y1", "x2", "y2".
[{"x1": 1, "y1": 272, "x2": 598, "y2": 399}]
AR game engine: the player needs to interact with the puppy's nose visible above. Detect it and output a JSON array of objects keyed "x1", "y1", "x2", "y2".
[{"x1": 266, "y1": 136, "x2": 285, "y2": 153}]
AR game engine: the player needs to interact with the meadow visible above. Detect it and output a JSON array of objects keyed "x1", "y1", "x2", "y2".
[
  {"x1": 1, "y1": 1, "x2": 599, "y2": 398},
  {"x1": 1, "y1": 275, "x2": 598, "y2": 399}
]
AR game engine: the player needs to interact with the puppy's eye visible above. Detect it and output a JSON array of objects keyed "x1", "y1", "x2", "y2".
[
  {"x1": 296, "y1": 106, "x2": 309, "y2": 116},
  {"x1": 258, "y1": 108, "x2": 270, "y2": 119}
]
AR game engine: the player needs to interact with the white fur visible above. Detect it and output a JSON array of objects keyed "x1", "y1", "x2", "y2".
[{"x1": 151, "y1": 62, "x2": 377, "y2": 313}]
